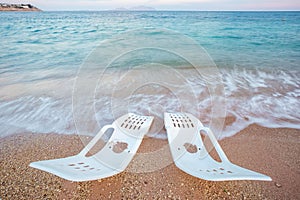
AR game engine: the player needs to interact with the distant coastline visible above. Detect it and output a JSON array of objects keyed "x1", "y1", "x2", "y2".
[
  {"x1": 0, "y1": 3, "x2": 41, "y2": 11},
  {"x1": 115, "y1": 6, "x2": 156, "y2": 11}
]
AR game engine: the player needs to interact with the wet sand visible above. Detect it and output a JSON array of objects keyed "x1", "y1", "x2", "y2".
[{"x1": 0, "y1": 125, "x2": 299, "y2": 199}]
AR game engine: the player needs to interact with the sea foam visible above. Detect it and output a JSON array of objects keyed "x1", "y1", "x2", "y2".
[{"x1": 0, "y1": 67, "x2": 299, "y2": 139}]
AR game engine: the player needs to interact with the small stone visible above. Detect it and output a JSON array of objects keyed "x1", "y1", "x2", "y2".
[{"x1": 275, "y1": 182, "x2": 282, "y2": 188}]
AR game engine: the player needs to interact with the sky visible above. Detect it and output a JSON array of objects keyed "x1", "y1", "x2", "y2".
[{"x1": 3, "y1": 0, "x2": 300, "y2": 11}]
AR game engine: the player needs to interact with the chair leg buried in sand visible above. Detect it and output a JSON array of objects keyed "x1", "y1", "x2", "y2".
[
  {"x1": 30, "y1": 113, "x2": 154, "y2": 182},
  {"x1": 164, "y1": 112, "x2": 272, "y2": 181}
]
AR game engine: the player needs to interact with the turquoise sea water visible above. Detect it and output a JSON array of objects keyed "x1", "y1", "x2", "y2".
[{"x1": 0, "y1": 11, "x2": 299, "y2": 138}]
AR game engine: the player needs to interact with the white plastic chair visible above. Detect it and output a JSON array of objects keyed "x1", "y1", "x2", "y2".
[
  {"x1": 30, "y1": 113, "x2": 153, "y2": 182},
  {"x1": 164, "y1": 112, "x2": 271, "y2": 181}
]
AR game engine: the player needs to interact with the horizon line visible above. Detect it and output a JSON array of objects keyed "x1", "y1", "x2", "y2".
[{"x1": 41, "y1": 9, "x2": 300, "y2": 12}]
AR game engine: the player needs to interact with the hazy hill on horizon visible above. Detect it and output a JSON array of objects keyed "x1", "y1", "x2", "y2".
[{"x1": 115, "y1": 5, "x2": 156, "y2": 11}]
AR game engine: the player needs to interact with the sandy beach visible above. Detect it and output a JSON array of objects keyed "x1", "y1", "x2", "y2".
[{"x1": 0, "y1": 125, "x2": 299, "y2": 199}]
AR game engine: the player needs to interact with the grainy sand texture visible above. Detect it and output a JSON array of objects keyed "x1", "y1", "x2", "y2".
[{"x1": 0, "y1": 125, "x2": 299, "y2": 199}]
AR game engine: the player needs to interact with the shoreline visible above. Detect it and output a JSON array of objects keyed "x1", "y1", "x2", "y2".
[{"x1": 0, "y1": 125, "x2": 299, "y2": 199}]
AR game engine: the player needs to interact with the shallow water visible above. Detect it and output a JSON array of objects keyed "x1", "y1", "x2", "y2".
[{"x1": 0, "y1": 11, "x2": 299, "y2": 138}]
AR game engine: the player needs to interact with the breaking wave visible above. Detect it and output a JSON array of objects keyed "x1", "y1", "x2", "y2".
[{"x1": 0, "y1": 67, "x2": 299, "y2": 139}]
